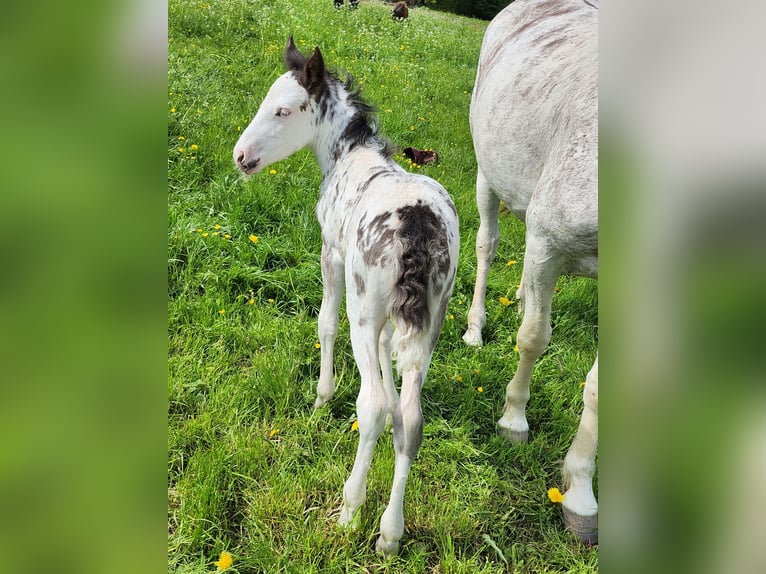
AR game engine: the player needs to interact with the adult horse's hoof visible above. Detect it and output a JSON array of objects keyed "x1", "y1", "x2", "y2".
[
  {"x1": 375, "y1": 534, "x2": 400, "y2": 557},
  {"x1": 562, "y1": 506, "x2": 598, "y2": 545},
  {"x1": 462, "y1": 325, "x2": 483, "y2": 347},
  {"x1": 497, "y1": 418, "x2": 529, "y2": 443}
]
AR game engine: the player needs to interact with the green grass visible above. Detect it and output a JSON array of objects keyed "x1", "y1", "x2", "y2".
[{"x1": 168, "y1": 0, "x2": 598, "y2": 571}]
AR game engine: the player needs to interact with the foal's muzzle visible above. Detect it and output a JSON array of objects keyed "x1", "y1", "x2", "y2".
[{"x1": 235, "y1": 150, "x2": 260, "y2": 174}]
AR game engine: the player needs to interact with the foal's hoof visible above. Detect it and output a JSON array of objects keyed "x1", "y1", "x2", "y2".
[
  {"x1": 562, "y1": 506, "x2": 598, "y2": 546},
  {"x1": 462, "y1": 326, "x2": 483, "y2": 347},
  {"x1": 375, "y1": 534, "x2": 400, "y2": 557},
  {"x1": 338, "y1": 505, "x2": 361, "y2": 531}
]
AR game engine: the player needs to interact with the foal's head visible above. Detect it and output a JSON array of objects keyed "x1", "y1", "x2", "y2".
[{"x1": 233, "y1": 37, "x2": 328, "y2": 175}]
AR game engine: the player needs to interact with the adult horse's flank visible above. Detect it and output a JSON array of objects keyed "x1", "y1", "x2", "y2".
[
  {"x1": 463, "y1": 0, "x2": 599, "y2": 543},
  {"x1": 233, "y1": 37, "x2": 459, "y2": 556}
]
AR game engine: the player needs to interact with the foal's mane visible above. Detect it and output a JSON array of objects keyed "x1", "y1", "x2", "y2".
[{"x1": 330, "y1": 68, "x2": 396, "y2": 159}]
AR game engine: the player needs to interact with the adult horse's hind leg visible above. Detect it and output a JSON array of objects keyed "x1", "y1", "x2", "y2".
[
  {"x1": 562, "y1": 356, "x2": 598, "y2": 544},
  {"x1": 464, "y1": 168, "x2": 500, "y2": 346},
  {"x1": 497, "y1": 234, "x2": 560, "y2": 442}
]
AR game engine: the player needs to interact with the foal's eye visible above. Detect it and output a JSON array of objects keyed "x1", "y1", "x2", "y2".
[{"x1": 276, "y1": 108, "x2": 291, "y2": 118}]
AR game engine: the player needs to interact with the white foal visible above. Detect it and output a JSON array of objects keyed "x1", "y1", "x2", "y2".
[
  {"x1": 233, "y1": 37, "x2": 459, "y2": 556},
  {"x1": 462, "y1": 0, "x2": 599, "y2": 543}
]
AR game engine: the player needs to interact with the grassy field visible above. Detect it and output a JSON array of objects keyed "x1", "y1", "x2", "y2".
[{"x1": 168, "y1": 0, "x2": 598, "y2": 572}]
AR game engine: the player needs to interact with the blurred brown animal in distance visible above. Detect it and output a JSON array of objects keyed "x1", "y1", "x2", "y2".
[{"x1": 392, "y1": 2, "x2": 409, "y2": 20}]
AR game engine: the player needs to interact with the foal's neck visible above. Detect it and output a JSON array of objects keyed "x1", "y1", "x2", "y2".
[{"x1": 310, "y1": 84, "x2": 392, "y2": 179}]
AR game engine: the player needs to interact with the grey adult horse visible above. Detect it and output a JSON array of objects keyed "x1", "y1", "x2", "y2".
[{"x1": 462, "y1": 0, "x2": 598, "y2": 543}]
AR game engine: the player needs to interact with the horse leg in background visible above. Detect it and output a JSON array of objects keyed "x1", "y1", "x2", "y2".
[
  {"x1": 377, "y1": 360, "x2": 429, "y2": 556},
  {"x1": 315, "y1": 244, "x2": 345, "y2": 408},
  {"x1": 562, "y1": 356, "x2": 598, "y2": 544},
  {"x1": 338, "y1": 314, "x2": 388, "y2": 528},
  {"x1": 463, "y1": 168, "x2": 500, "y2": 346},
  {"x1": 497, "y1": 234, "x2": 560, "y2": 442}
]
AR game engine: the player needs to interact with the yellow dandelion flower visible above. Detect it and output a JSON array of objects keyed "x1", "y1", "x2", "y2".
[
  {"x1": 201, "y1": 232, "x2": 209, "y2": 237},
  {"x1": 269, "y1": 169, "x2": 277, "y2": 175},
  {"x1": 547, "y1": 487, "x2": 565, "y2": 503},
  {"x1": 268, "y1": 298, "x2": 275, "y2": 303},
  {"x1": 449, "y1": 314, "x2": 454, "y2": 320},
  {"x1": 385, "y1": 109, "x2": 392, "y2": 113},
  {"x1": 507, "y1": 260, "x2": 517, "y2": 266},
  {"x1": 248, "y1": 298, "x2": 255, "y2": 305},
  {"x1": 170, "y1": 107, "x2": 176, "y2": 113},
  {"x1": 177, "y1": 135, "x2": 185, "y2": 140},
  {"x1": 249, "y1": 234, "x2": 259, "y2": 243},
  {"x1": 455, "y1": 374, "x2": 463, "y2": 382},
  {"x1": 314, "y1": 343, "x2": 321, "y2": 349},
  {"x1": 195, "y1": 228, "x2": 203, "y2": 233},
  {"x1": 212, "y1": 231, "x2": 219, "y2": 236},
  {"x1": 218, "y1": 309, "x2": 225, "y2": 315},
  {"x1": 213, "y1": 550, "x2": 233, "y2": 571},
  {"x1": 214, "y1": 224, "x2": 221, "y2": 230},
  {"x1": 224, "y1": 234, "x2": 231, "y2": 239},
  {"x1": 191, "y1": 144, "x2": 199, "y2": 150},
  {"x1": 409, "y1": 125, "x2": 415, "y2": 131},
  {"x1": 514, "y1": 344, "x2": 519, "y2": 353},
  {"x1": 237, "y1": 126, "x2": 241, "y2": 131},
  {"x1": 477, "y1": 386, "x2": 484, "y2": 393},
  {"x1": 351, "y1": 420, "x2": 359, "y2": 431},
  {"x1": 499, "y1": 296, "x2": 512, "y2": 306},
  {"x1": 178, "y1": 147, "x2": 186, "y2": 153},
  {"x1": 269, "y1": 428, "x2": 280, "y2": 437}
]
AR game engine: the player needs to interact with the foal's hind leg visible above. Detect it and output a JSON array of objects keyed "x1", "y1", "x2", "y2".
[
  {"x1": 497, "y1": 234, "x2": 560, "y2": 442},
  {"x1": 463, "y1": 169, "x2": 500, "y2": 346},
  {"x1": 562, "y1": 356, "x2": 598, "y2": 544},
  {"x1": 377, "y1": 365, "x2": 426, "y2": 556},
  {"x1": 315, "y1": 244, "x2": 345, "y2": 408},
  {"x1": 338, "y1": 314, "x2": 388, "y2": 527}
]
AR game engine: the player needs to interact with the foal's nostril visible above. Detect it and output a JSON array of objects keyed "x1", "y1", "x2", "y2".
[{"x1": 236, "y1": 151, "x2": 245, "y2": 166}]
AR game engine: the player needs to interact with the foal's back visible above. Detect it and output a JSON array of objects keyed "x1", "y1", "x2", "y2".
[{"x1": 471, "y1": 0, "x2": 597, "y2": 263}]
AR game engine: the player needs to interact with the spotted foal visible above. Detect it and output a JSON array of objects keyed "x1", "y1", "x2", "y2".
[{"x1": 233, "y1": 37, "x2": 459, "y2": 556}]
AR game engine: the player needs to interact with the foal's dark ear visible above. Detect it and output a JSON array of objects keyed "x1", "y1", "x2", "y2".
[
  {"x1": 284, "y1": 35, "x2": 306, "y2": 71},
  {"x1": 301, "y1": 46, "x2": 326, "y2": 97}
]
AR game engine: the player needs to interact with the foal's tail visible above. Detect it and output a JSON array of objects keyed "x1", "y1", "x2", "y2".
[{"x1": 388, "y1": 201, "x2": 456, "y2": 374}]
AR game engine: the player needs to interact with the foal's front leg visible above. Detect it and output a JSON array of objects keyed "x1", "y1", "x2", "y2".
[{"x1": 315, "y1": 243, "x2": 345, "y2": 408}]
